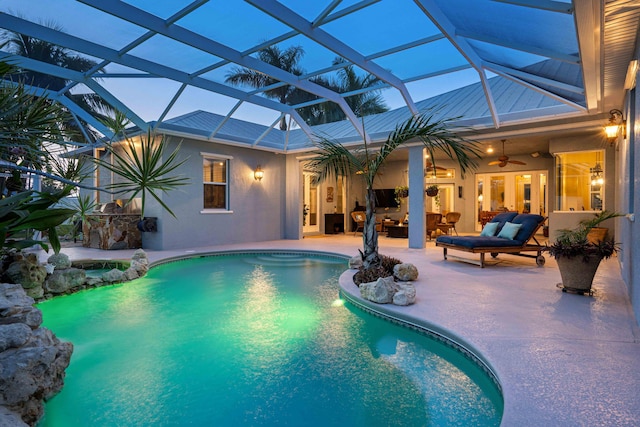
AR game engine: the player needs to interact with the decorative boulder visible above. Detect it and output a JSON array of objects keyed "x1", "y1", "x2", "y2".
[
  {"x1": 129, "y1": 249, "x2": 149, "y2": 276},
  {"x1": 349, "y1": 255, "x2": 363, "y2": 270},
  {"x1": 46, "y1": 253, "x2": 71, "y2": 270},
  {"x1": 0, "y1": 284, "x2": 42, "y2": 329},
  {"x1": 393, "y1": 283, "x2": 417, "y2": 306},
  {"x1": 102, "y1": 268, "x2": 126, "y2": 284},
  {"x1": 123, "y1": 267, "x2": 139, "y2": 281},
  {"x1": 5, "y1": 254, "x2": 47, "y2": 299},
  {"x1": 0, "y1": 283, "x2": 73, "y2": 426},
  {"x1": 393, "y1": 263, "x2": 418, "y2": 281},
  {"x1": 360, "y1": 276, "x2": 398, "y2": 304},
  {"x1": 44, "y1": 268, "x2": 87, "y2": 294}
]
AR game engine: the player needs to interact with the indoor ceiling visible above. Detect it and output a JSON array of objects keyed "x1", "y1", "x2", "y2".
[{"x1": 1, "y1": 0, "x2": 638, "y2": 151}]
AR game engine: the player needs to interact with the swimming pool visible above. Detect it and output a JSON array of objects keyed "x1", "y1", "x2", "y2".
[{"x1": 37, "y1": 251, "x2": 503, "y2": 426}]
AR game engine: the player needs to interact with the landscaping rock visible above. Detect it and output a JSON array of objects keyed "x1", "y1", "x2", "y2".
[
  {"x1": 5, "y1": 254, "x2": 46, "y2": 290},
  {"x1": 46, "y1": 253, "x2": 71, "y2": 270},
  {"x1": 393, "y1": 283, "x2": 416, "y2": 306},
  {"x1": 393, "y1": 263, "x2": 418, "y2": 281},
  {"x1": 0, "y1": 324, "x2": 31, "y2": 352},
  {"x1": 0, "y1": 283, "x2": 72, "y2": 426},
  {"x1": 102, "y1": 268, "x2": 125, "y2": 284},
  {"x1": 44, "y1": 268, "x2": 87, "y2": 294},
  {"x1": 360, "y1": 276, "x2": 398, "y2": 304},
  {"x1": 123, "y1": 267, "x2": 139, "y2": 281},
  {"x1": 0, "y1": 283, "x2": 42, "y2": 329}
]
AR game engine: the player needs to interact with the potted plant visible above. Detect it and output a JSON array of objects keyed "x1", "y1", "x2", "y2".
[
  {"x1": 544, "y1": 210, "x2": 621, "y2": 294},
  {"x1": 394, "y1": 185, "x2": 409, "y2": 205},
  {"x1": 426, "y1": 184, "x2": 439, "y2": 197}
]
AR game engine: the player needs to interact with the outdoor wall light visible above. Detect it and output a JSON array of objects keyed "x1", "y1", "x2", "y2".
[
  {"x1": 604, "y1": 109, "x2": 626, "y2": 145},
  {"x1": 254, "y1": 165, "x2": 264, "y2": 181}
]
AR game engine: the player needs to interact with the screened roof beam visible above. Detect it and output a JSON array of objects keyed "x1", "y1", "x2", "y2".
[
  {"x1": 253, "y1": 117, "x2": 281, "y2": 147},
  {"x1": 413, "y1": 0, "x2": 500, "y2": 127},
  {"x1": 455, "y1": 29, "x2": 581, "y2": 64},
  {"x1": 191, "y1": 0, "x2": 379, "y2": 78},
  {"x1": 246, "y1": 0, "x2": 419, "y2": 116},
  {"x1": 0, "y1": 73, "x2": 113, "y2": 138},
  {"x1": 573, "y1": 0, "x2": 602, "y2": 112},
  {"x1": 0, "y1": 50, "x2": 147, "y2": 131},
  {"x1": 155, "y1": 83, "x2": 188, "y2": 127},
  {"x1": 486, "y1": 63, "x2": 587, "y2": 111},
  {"x1": 78, "y1": 0, "x2": 368, "y2": 142},
  {"x1": 312, "y1": 0, "x2": 342, "y2": 27},
  {"x1": 0, "y1": 14, "x2": 297, "y2": 117},
  {"x1": 208, "y1": 101, "x2": 243, "y2": 140},
  {"x1": 484, "y1": 62, "x2": 585, "y2": 95},
  {"x1": 492, "y1": 0, "x2": 573, "y2": 14}
]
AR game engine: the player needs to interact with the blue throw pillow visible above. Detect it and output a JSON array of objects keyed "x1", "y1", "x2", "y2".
[
  {"x1": 480, "y1": 222, "x2": 499, "y2": 236},
  {"x1": 497, "y1": 222, "x2": 522, "y2": 239}
]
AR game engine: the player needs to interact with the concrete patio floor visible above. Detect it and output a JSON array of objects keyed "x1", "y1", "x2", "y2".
[{"x1": 46, "y1": 234, "x2": 640, "y2": 426}]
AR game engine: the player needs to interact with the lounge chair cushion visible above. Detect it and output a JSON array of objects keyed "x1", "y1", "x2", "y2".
[
  {"x1": 436, "y1": 213, "x2": 545, "y2": 248},
  {"x1": 489, "y1": 212, "x2": 518, "y2": 234},
  {"x1": 510, "y1": 214, "x2": 545, "y2": 244},
  {"x1": 436, "y1": 235, "x2": 521, "y2": 248},
  {"x1": 497, "y1": 222, "x2": 522, "y2": 239},
  {"x1": 480, "y1": 222, "x2": 499, "y2": 236}
]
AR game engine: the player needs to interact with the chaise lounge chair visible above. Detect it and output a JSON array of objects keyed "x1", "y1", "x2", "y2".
[{"x1": 435, "y1": 212, "x2": 547, "y2": 268}]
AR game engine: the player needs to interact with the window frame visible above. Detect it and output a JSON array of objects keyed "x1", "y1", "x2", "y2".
[
  {"x1": 554, "y1": 149, "x2": 605, "y2": 212},
  {"x1": 201, "y1": 152, "x2": 233, "y2": 214}
]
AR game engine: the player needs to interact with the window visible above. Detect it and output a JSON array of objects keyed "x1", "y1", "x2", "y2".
[
  {"x1": 202, "y1": 153, "x2": 230, "y2": 210},
  {"x1": 555, "y1": 150, "x2": 604, "y2": 211}
]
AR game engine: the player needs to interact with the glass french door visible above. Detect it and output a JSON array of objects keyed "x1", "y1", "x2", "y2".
[
  {"x1": 476, "y1": 171, "x2": 547, "y2": 230},
  {"x1": 303, "y1": 172, "x2": 320, "y2": 233}
]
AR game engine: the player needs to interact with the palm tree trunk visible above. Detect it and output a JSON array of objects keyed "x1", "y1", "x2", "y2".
[{"x1": 362, "y1": 187, "x2": 380, "y2": 268}]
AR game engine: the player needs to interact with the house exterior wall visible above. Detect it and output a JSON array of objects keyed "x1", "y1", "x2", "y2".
[
  {"x1": 620, "y1": 46, "x2": 640, "y2": 325},
  {"x1": 141, "y1": 135, "x2": 286, "y2": 250}
]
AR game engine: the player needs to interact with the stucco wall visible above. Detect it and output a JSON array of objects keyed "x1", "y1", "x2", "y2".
[
  {"x1": 141, "y1": 136, "x2": 286, "y2": 250},
  {"x1": 620, "y1": 46, "x2": 639, "y2": 326}
]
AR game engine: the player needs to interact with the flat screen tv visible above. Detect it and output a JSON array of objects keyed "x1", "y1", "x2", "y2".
[{"x1": 373, "y1": 188, "x2": 399, "y2": 208}]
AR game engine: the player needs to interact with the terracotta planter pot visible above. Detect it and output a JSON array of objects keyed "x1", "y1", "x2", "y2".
[
  {"x1": 587, "y1": 227, "x2": 608, "y2": 244},
  {"x1": 557, "y1": 254, "x2": 603, "y2": 293}
]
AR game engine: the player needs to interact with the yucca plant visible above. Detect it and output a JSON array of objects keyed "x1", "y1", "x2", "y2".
[{"x1": 94, "y1": 113, "x2": 190, "y2": 219}]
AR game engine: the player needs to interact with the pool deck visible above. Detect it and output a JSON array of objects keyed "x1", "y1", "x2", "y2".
[{"x1": 45, "y1": 235, "x2": 640, "y2": 426}]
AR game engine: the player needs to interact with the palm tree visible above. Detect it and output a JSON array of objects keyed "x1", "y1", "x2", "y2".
[
  {"x1": 225, "y1": 45, "x2": 306, "y2": 130},
  {"x1": 3, "y1": 22, "x2": 113, "y2": 142},
  {"x1": 304, "y1": 58, "x2": 388, "y2": 126},
  {"x1": 308, "y1": 111, "x2": 481, "y2": 268}
]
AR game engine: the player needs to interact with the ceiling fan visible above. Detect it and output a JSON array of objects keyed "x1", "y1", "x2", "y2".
[
  {"x1": 489, "y1": 140, "x2": 527, "y2": 168},
  {"x1": 424, "y1": 161, "x2": 446, "y2": 175}
]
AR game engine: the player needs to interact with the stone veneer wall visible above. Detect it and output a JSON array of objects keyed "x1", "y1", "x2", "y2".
[{"x1": 82, "y1": 214, "x2": 142, "y2": 250}]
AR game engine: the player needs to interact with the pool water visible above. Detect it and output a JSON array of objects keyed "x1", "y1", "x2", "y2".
[{"x1": 37, "y1": 252, "x2": 503, "y2": 426}]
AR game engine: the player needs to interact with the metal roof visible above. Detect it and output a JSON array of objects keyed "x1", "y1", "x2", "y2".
[{"x1": 1, "y1": 0, "x2": 638, "y2": 152}]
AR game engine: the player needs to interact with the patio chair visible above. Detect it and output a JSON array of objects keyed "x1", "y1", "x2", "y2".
[
  {"x1": 351, "y1": 211, "x2": 365, "y2": 235},
  {"x1": 435, "y1": 212, "x2": 546, "y2": 267},
  {"x1": 444, "y1": 212, "x2": 461, "y2": 235},
  {"x1": 426, "y1": 212, "x2": 442, "y2": 240}
]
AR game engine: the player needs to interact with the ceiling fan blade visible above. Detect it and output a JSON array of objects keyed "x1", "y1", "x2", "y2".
[
  {"x1": 488, "y1": 160, "x2": 502, "y2": 166},
  {"x1": 509, "y1": 160, "x2": 527, "y2": 165}
]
